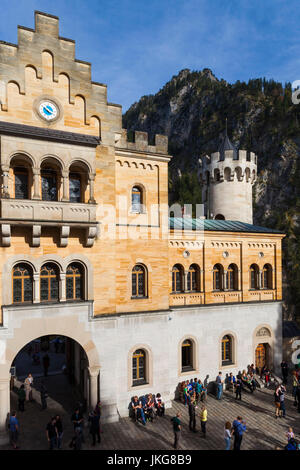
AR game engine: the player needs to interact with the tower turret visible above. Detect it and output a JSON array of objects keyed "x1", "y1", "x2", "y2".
[{"x1": 199, "y1": 134, "x2": 257, "y2": 224}]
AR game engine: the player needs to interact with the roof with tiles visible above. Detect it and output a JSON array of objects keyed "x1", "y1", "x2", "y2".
[
  {"x1": 169, "y1": 217, "x2": 284, "y2": 234},
  {"x1": 0, "y1": 121, "x2": 100, "y2": 147}
]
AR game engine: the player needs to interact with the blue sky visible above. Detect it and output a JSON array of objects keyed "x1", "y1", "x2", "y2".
[{"x1": 0, "y1": 0, "x2": 299, "y2": 111}]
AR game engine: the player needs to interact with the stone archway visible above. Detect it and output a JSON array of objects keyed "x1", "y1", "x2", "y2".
[
  {"x1": 253, "y1": 324, "x2": 273, "y2": 373},
  {"x1": 0, "y1": 314, "x2": 100, "y2": 445}
]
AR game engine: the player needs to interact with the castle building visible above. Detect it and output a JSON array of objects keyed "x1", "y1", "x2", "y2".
[{"x1": 0, "y1": 11, "x2": 284, "y2": 443}]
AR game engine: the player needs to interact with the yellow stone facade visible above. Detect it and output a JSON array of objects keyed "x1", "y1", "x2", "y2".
[{"x1": 0, "y1": 11, "x2": 284, "y2": 325}]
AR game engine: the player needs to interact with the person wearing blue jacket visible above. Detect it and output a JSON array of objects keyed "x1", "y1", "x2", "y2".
[{"x1": 232, "y1": 416, "x2": 246, "y2": 450}]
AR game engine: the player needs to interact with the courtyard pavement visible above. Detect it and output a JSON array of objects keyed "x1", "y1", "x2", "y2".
[{"x1": 1, "y1": 374, "x2": 299, "y2": 451}]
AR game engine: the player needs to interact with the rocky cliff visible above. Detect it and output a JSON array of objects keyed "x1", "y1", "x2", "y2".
[{"x1": 123, "y1": 68, "x2": 300, "y2": 320}]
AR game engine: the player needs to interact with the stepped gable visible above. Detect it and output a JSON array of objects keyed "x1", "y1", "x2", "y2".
[{"x1": 0, "y1": 11, "x2": 123, "y2": 142}]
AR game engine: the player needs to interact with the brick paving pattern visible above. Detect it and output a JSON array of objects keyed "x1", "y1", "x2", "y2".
[{"x1": 1, "y1": 375, "x2": 299, "y2": 450}]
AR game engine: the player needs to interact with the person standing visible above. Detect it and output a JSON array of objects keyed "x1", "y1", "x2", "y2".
[
  {"x1": 296, "y1": 383, "x2": 300, "y2": 414},
  {"x1": 224, "y1": 421, "x2": 233, "y2": 450},
  {"x1": 216, "y1": 372, "x2": 223, "y2": 400},
  {"x1": 9, "y1": 411, "x2": 19, "y2": 450},
  {"x1": 171, "y1": 412, "x2": 181, "y2": 450},
  {"x1": 94, "y1": 400, "x2": 101, "y2": 418},
  {"x1": 18, "y1": 385, "x2": 26, "y2": 412},
  {"x1": 55, "y1": 415, "x2": 63, "y2": 449},
  {"x1": 279, "y1": 385, "x2": 286, "y2": 418},
  {"x1": 188, "y1": 396, "x2": 197, "y2": 432},
  {"x1": 274, "y1": 385, "x2": 281, "y2": 419},
  {"x1": 232, "y1": 416, "x2": 246, "y2": 450},
  {"x1": 88, "y1": 410, "x2": 101, "y2": 446},
  {"x1": 71, "y1": 408, "x2": 85, "y2": 441},
  {"x1": 235, "y1": 377, "x2": 242, "y2": 400},
  {"x1": 292, "y1": 371, "x2": 299, "y2": 406},
  {"x1": 287, "y1": 427, "x2": 295, "y2": 443},
  {"x1": 40, "y1": 381, "x2": 48, "y2": 410},
  {"x1": 43, "y1": 354, "x2": 50, "y2": 377},
  {"x1": 24, "y1": 373, "x2": 33, "y2": 402},
  {"x1": 46, "y1": 416, "x2": 58, "y2": 450},
  {"x1": 199, "y1": 404, "x2": 207, "y2": 438}
]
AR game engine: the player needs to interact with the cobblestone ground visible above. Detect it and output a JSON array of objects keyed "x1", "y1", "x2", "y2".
[{"x1": 1, "y1": 375, "x2": 299, "y2": 451}]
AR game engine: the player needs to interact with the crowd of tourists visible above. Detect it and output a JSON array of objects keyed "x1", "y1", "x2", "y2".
[
  {"x1": 6, "y1": 359, "x2": 300, "y2": 450},
  {"x1": 129, "y1": 393, "x2": 165, "y2": 425}
]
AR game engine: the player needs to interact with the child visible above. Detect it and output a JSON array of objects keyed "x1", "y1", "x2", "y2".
[{"x1": 287, "y1": 427, "x2": 295, "y2": 442}]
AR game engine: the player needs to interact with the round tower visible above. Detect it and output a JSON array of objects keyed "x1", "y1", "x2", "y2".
[{"x1": 199, "y1": 134, "x2": 257, "y2": 224}]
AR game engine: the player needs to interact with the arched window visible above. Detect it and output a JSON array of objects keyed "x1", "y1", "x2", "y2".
[
  {"x1": 215, "y1": 214, "x2": 225, "y2": 220},
  {"x1": 132, "y1": 349, "x2": 146, "y2": 385},
  {"x1": 187, "y1": 264, "x2": 200, "y2": 292},
  {"x1": 262, "y1": 264, "x2": 272, "y2": 289},
  {"x1": 14, "y1": 167, "x2": 29, "y2": 199},
  {"x1": 227, "y1": 264, "x2": 238, "y2": 290},
  {"x1": 132, "y1": 265, "x2": 147, "y2": 297},
  {"x1": 69, "y1": 173, "x2": 82, "y2": 203},
  {"x1": 181, "y1": 339, "x2": 193, "y2": 372},
  {"x1": 69, "y1": 162, "x2": 89, "y2": 203},
  {"x1": 12, "y1": 264, "x2": 33, "y2": 304},
  {"x1": 40, "y1": 263, "x2": 59, "y2": 302},
  {"x1": 172, "y1": 264, "x2": 184, "y2": 293},
  {"x1": 214, "y1": 168, "x2": 221, "y2": 182},
  {"x1": 222, "y1": 335, "x2": 233, "y2": 365},
  {"x1": 213, "y1": 264, "x2": 224, "y2": 291},
  {"x1": 66, "y1": 263, "x2": 84, "y2": 300},
  {"x1": 41, "y1": 167, "x2": 58, "y2": 201},
  {"x1": 250, "y1": 264, "x2": 259, "y2": 289},
  {"x1": 131, "y1": 186, "x2": 143, "y2": 213}
]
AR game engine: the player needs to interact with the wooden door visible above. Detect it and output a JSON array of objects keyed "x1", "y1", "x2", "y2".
[{"x1": 255, "y1": 343, "x2": 266, "y2": 373}]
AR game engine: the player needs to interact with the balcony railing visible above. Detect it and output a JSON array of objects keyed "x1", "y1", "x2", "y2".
[{"x1": 0, "y1": 198, "x2": 98, "y2": 247}]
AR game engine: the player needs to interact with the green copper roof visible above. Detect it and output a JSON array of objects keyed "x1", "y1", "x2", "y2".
[{"x1": 169, "y1": 217, "x2": 284, "y2": 234}]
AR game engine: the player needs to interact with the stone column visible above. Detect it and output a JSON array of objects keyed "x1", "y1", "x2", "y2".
[
  {"x1": 32, "y1": 168, "x2": 41, "y2": 200},
  {"x1": 88, "y1": 367, "x2": 100, "y2": 410},
  {"x1": 61, "y1": 171, "x2": 69, "y2": 202},
  {"x1": 184, "y1": 271, "x2": 189, "y2": 292},
  {"x1": 238, "y1": 269, "x2": 242, "y2": 291},
  {"x1": 33, "y1": 272, "x2": 40, "y2": 304},
  {"x1": 223, "y1": 271, "x2": 228, "y2": 291},
  {"x1": 1, "y1": 166, "x2": 10, "y2": 198},
  {"x1": 199, "y1": 269, "x2": 203, "y2": 292},
  {"x1": 88, "y1": 174, "x2": 96, "y2": 204},
  {"x1": 59, "y1": 273, "x2": 66, "y2": 302},
  {"x1": 0, "y1": 376, "x2": 10, "y2": 445},
  {"x1": 258, "y1": 270, "x2": 263, "y2": 289}
]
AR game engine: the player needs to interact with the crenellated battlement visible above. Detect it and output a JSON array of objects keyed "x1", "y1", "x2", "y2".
[
  {"x1": 210, "y1": 150, "x2": 257, "y2": 165},
  {"x1": 116, "y1": 129, "x2": 168, "y2": 155}
]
